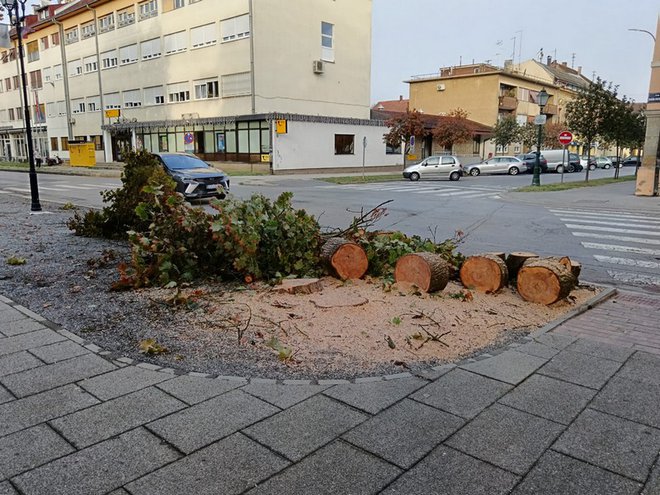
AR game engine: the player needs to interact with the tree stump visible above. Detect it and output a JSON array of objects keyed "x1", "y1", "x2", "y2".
[
  {"x1": 506, "y1": 252, "x2": 539, "y2": 282},
  {"x1": 320, "y1": 237, "x2": 368, "y2": 280},
  {"x1": 394, "y1": 252, "x2": 450, "y2": 293},
  {"x1": 517, "y1": 259, "x2": 576, "y2": 305},
  {"x1": 489, "y1": 252, "x2": 506, "y2": 261},
  {"x1": 569, "y1": 260, "x2": 582, "y2": 281},
  {"x1": 459, "y1": 254, "x2": 508, "y2": 293},
  {"x1": 547, "y1": 256, "x2": 581, "y2": 283}
]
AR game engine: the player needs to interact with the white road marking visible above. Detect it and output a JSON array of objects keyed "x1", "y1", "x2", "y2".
[
  {"x1": 607, "y1": 270, "x2": 660, "y2": 286},
  {"x1": 559, "y1": 217, "x2": 660, "y2": 228},
  {"x1": 434, "y1": 189, "x2": 489, "y2": 197},
  {"x1": 566, "y1": 224, "x2": 660, "y2": 237},
  {"x1": 594, "y1": 255, "x2": 660, "y2": 269},
  {"x1": 581, "y1": 242, "x2": 660, "y2": 256},
  {"x1": 5, "y1": 187, "x2": 31, "y2": 193},
  {"x1": 413, "y1": 188, "x2": 462, "y2": 194},
  {"x1": 52, "y1": 184, "x2": 96, "y2": 190},
  {"x1": 550, "y1": 209, "x2": 658, "y2": 221},
  {"x1": 32, "y1": 186, "x2": 71, "y2": 192},
  {"x1": 573, "y1": 232, "x2": 660, "y2": 245}
]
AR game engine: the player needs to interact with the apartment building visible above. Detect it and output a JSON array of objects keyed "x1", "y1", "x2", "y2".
[{"x1": 1, "y1": 0, "x2": 403, "y2": 172}]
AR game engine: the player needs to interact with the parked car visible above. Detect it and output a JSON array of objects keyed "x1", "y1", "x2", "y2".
[
  {"x1": 516, "y1": 152, "x2": 548, "y2": 173},
  {"x1": 153, "y1": 152, "x2": 230, "y2": 200},
  {"x1": 543, "y1": 149, "x2": 582, "y2": 173},
  {"x1": 464, "y1": 156, "x2": 525, "y2": 176},
  {"x1": 620, "y1": 156, "x2": 642, "y2": 167},
  {"x1": 607, "y1": 155, "x2": 622, "y2": 167},
  {"x1": 403, "y1": 155, "x2": 463, "y2": 181},
  {"x1": 587, "y1": 156, "x2": 613, "y2": 170}
]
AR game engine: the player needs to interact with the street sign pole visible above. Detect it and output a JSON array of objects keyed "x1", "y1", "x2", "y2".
[{"x1": 362, "y1": 136, "x2": 367, "y2": 181}]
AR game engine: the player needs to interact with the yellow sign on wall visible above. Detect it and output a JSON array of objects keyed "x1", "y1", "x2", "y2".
[
  {"x1": 69, "y1": 143, "x2": 96, "y2": 167},
  {"x1": 260, "y1": 154, "x2": 270, "y2": 163},
  {"x1": 105, "y1": 109, "x2": 120, "y2": 118},
  {"x1": 275, "y1": 119, "x2": 287, "y2": 134}
]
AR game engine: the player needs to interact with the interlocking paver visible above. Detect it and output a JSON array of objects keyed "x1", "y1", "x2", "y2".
[
  {"x1": 566, "y1": 338, "x2": 636, "y2": 362},
  {"x1": 0, "y1": 482, "x2": 17, "y2": 495},
  {"x1": 156, "y1": 375, "x2": 243, "y2": 405},
  {"x1": 410, "y1": 368, "x2": 512, "y2": 419},
  {"x1": 0, "y1": 308, "x2": 32, "y2": 325},
  {"x1": 246, "y1": 440, "x2": 400, "y2": 495},
  {"x1": 617, "y1": 352, "x2": 660, "y2": 386},
  {"x1": 459, "y1": 350, "x2": 548, "y2": 385},
  {"x1": 0, "y1": 384, "x2": 99, "y2": 437},
  {"x1": 0, "y1": 329, "x2": 66, "y2": 357},
  {"x1": 0, "y1": 384, "x2": 13, "y2": 405},
  {"x1": 126, "y1": 433, "x2": 289, "y2": 495},
  {"x1": 446, "y1": 403, "x2": 564, "y2": 475},
  {"x1": 644, "y1": 462, "x2": 660, "y2": 495},
  {"x1": 533, "y1": 333, "x2": 577, "y2": 350},
  {"x1": 553, "y1": 408, "x2": 660, "y2": 482},
  {"x1": 512, "y1": 450, "x2": 641, "y2": 494},
  {"x1": 0, "y1": 319, "x2": 45, "y2": 337},
  {"x1": 78, "y1": 365, "x2": 172, "y2": 400},
  {"x1": 244, "y1": 395, "x2": 367, "y2": 462},
  {"x1": 50, "y1": 387, "x2": 186, "y2": 448},
  {"x1": 148, "y1": 389, "x2": 278, "y2": 454},
  {"x1": 0, "y1": 353, "x2": 115, "y2": 398},
  {"x1": 498, "y1": 374, "x2": 596, "y2": 425},
  {"x1": 28, "y1": 341, "x2": 89, "y2": 364},
  {"x1": 0, "y1": 424, "x2": 74, "y2": 480},
  {"x1": 591, "y1": 375, "x2": 660, "y2": 429},
  {"x1": 343, "y1": 398, "x2": 464, "y2": 468},
  {"x1": 537, "y1": 350, "x2": 622, "y2": 389},
  {"x1": 241, "y1": 382, "x2": 329, "y2": 409},
  {"x1": 322, "y1": 377, "x2": 426, "y2": 414},
  {"x1": 12, "y1": 428, "x2": 180, "y2": 495},
  {"x1": 381, "y1": 445, "x2": 519, "y2": 495},
  {"x1": 513, "y1": 341, "x2": 561, "y2": 359},
  {"x1": 0, "y1": 351, "x2": 43, "y2": 377}
]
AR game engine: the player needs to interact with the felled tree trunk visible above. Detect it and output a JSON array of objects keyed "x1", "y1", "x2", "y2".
[
  {"x1": 517, "y1": 259, "x2": 576, "y2": 305},
  {"x1": 459, "y1": 253, "x2": 508, "y2": 293},
  {"x1": 506, "y1": 252, "x2": 539, "y2": 282},
  {"x1": 394, "y1": 252, "x2": 450, "y2": 293},
  {"x1": 320, "y1": 237, "x2": 368, "y2": 280}
]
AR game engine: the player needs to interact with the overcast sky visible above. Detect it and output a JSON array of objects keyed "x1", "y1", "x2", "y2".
[{"x1": 371, "y1": 0, "x2": 659, "y2": 106}]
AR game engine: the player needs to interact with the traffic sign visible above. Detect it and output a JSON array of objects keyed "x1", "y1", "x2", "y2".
[
  {"x1": 184, "y1": 132, "x2": 194, "y2": 144},
  {"x1": 558, "y1": 131, "x2": 573, "y2": 145},
  {"x1": 534, "y1": 114, "x2": 547, "y2": 125}
]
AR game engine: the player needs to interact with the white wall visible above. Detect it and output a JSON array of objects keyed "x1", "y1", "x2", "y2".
[{"x1": 272, "y1": 120, "x2": 402, "y2": 172}]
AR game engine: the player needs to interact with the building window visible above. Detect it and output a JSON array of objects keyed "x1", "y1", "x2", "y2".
[
  {"x1": 144, "y1": 85, "x2": 164, "y2": 105},
  {"x1": 386, "y1": 143, "x2": 401, "y2": 155},
  {"x1": 57, "y1": 101, "x2": 66, "y2": 116},
  {"x1": 220, "y1": 14, "x2": 249, "y2": 42},
  {"x1": 119, "y1": 44, "x2": 138, "y2": 65},
  {"x1": 46, "y1": 102, "x2": 55, "y2": 117},
  {"x1": 0, "y1": 79, "x2": 3, "y2": 92},
  {"x1": 321, "y1": 21, "x2": 334, "y2": 62},
  {"x1": 163, "y1": 0, "x2": 184, "y2": 12},
  {"x1": 12, "y1": 75, "x2": 19, "y2": 88},
  {"x1": 472, "y1": 136, "x2": 481, "y2": 154},
  {"x1": 140, "y1": 38, "x2": 161, "y2": 60},
  {"x1": 194, "y1": 78, "x2": 219, "y2": 99},
  {"x1": 4, "y1": 77, "x2": 10, "y2": 91},
  {"x1": 8, "y1": 108, "x2": 15, "y2": 120},
  {"x1": 117, "y1": 7, "x2": 136, "y2": 27},
  {"x1": 64, "y1": 27, "x2": 79, "y2": 45},
  {"x1": 221, "y1": 72, "x2": 251, "y2": 97},
  {"x1": 61, "y1": 137, "x2": 69, "y2": 151},
  {"x1": 50, "y1": 137, "x2": 59, "y2": 151},
  {"x1": 167, "y1": 82, "x2": 190, "y2": 102},
  {"x1": 42, "y1": 66, "x2": 51, "y2": 82},
  {"x1": 71, "y1": 98, "x2": 85, "y2": 114},
  {"x1": 27, "y1": 41, "x2": 39, "y2": 62},
  {"x1": 101, "y1": 50, "x2": 118, "y2": 69},
  {"x1": 68, "y1": 59, "x2": 82, "y2": 76},
  {"x1": 104, "y1": 92, "x2": 121, "y2": 109},
  {"x1": 138, "y1": 0, "x2": 158, "y2": 20},
  {"x1": 99, "y1": 13, "x2": 114, "y2": 33},
  {"x1": 53, "y1": 64, "x2": 62, "y2": 80},
  {"x1": 81, "y1": 21, "x2": 96, "y2": 39},
  {"x1": 51, "y1": 32, "x2": 60, "y2": 46},
  {"x1": 335, "y1": 134, "x2": 354, "y2": 155},
  {"x1": 86, "y1": 96, "x2": 100, "y2": 112},
  {"x1": 29, "y1": 70, "x2": 42, "y2": 89},
  {"x1": 83, "y1": 55, "x2": 98, "y2": 73},
  {"x1": 164, "y1": 31, "x2": 186, "y2": 54},
  {"x1": 91, "y1": 135, "x2": 104, "y2": 150},
  {"x1": 123, "y1": 89, "x2": 142, "y2": 107},
  {"x1": 191, "y1": 23, "x2": 217, "y2": 48},
  {"x1": 34, "y1": 104, "x2": 46, "y2": 123},
  {"x1": 40, "y1": 36, "x2": 49, "y2": 50}
]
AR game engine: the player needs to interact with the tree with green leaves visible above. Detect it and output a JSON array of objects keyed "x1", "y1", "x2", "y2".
[
  {"x1": 384, "y1": 109, "x2": 426, "y2": 167},
  {"x1": 566, "y1": 77, "x2": 618, "y2": 181},
  {"x1": 518, "y1": 122, "x2": 537, "y2": 151},
  {"x1": 542, "y1": 122, "x2": 565, "y2": 149},
  {"x1": 492, "y1": 115, "x2": 519, "y2": 153},
  {"x1": 432, "y1": 108, "x2": 473, "y2": 153}
]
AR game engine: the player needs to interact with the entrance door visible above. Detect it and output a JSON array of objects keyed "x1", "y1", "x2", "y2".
[
  {"x1": 195, "y1": 131, "x2": 205, "y2": 154},
  {"x1": 111, "y1": 132, "x2": 132, "y2": 162},
  {"x1": 422, "y1": 136, "x2": 432, "y2": 159}
]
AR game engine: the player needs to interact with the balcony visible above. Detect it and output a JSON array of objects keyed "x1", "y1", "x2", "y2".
[
  {"x1": 544, "y1": 104, "x2": 558, "y2": 115},
  {"x1": 498, "y1": 95, "x2": 518, "y2": 111}
]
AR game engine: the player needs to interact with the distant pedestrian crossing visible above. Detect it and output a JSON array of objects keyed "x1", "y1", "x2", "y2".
[
  {"x1": 2, "y1": 182, "x2": 118, "y2": 196},
  {"x1": 316, "y1": 182, "x2": 506, "y2": 200},
  {"x1": 551, "y1": 208, "x2": 660, "y2": 287}
]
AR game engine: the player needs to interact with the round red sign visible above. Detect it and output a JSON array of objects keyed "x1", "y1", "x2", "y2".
[{"x1": 558, "y1": 131, "x2": 573, "y2": 145}]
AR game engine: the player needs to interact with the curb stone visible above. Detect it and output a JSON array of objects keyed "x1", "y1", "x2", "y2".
[{"x1": 0, "y1": 287, "x2": 614, "y2": 385}]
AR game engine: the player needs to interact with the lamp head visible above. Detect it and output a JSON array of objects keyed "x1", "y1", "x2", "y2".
[
  {"x1": 1, "y1": 0, "x2": 16, "y2": 11},
  {"x1": 538, "y1": 88, "x2": 550, "y2": 107}
]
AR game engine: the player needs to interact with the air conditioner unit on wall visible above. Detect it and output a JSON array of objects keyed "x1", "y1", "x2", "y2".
[
  {"x1": 436, "y1": 83, "x2": 445, "y2": 91},
  {"x1": 313, "y1": 60, "x2": 324, "y2": 74}
]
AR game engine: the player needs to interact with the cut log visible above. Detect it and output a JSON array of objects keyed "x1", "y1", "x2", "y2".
[
  {"x1": 459, "y1": 254, "x2": 508, "y2": 293},
  {"x1": 320, "y1": 237, "x2": 368, "y2": 280},
  {"x1": 506, "y1": 252, "x2": 539, "y2": 281},
  {"x1": 569, "y1": 260, "x2": 582, "y2": 281},
  {"x1": 489, "y1": 252, "x2": 506, "y2": 261},
  {"x1": 394, "y1": 252, "x2": 450, "y2": 293},
  {"x1": 517, "y1": 259, "x2": 576, "y2": 305}
]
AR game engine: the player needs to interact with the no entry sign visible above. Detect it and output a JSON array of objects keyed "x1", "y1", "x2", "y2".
[{"x1": 558, "y1": 131, "x2": 573, "y2": 145}]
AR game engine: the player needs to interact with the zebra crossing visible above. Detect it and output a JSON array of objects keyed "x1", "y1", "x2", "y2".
[
  {"x1": 316, "y1": 182, "x2": 506, "y2": 200},
  {"x1": 551, "y1": 208, "x2": 660, "y2": 287},
  {"x1": 2, "y1": 182, "x2": 119, "y2": 196}
]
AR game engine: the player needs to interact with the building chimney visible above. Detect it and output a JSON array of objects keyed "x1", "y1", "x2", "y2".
[
  {"x1": 561, "y1": 61, "x2": 568, "y2": 67},
  {"x1": 399, "y1": 95, "x2": 403, "y2": 101},
  {"x1": 547, "y1": 55, "x2": 552, "y2": 65},
  {"x1": 577, "y1": 66, "x2": 582, "y2": 74},
  {"x1": 504, "y1": 59, "x2": 513, "y2": 70}
]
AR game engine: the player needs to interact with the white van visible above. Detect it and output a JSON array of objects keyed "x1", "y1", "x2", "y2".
[{"x1": 542, "y1": 149, "x2": 582, "y2": 173}]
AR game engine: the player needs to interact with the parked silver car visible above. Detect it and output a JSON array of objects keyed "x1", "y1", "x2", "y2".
[
  {"x1": 403, "y1": 155, "x2": 463, "y2": 181},
  {"x1": 464, "y1": 156, "x2": 524, "y2": 176}
]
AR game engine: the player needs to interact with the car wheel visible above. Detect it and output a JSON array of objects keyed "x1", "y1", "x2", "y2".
[
  {"x1": 469, "y1": 168, "x2": 480, "y2": 176},
  {"x1": 604, "y1": 164, "x2": 611, "y2": 169},
  {"x1": 589, "y1": 164, "x2": 596, "y2": 171},
  {"x1": 556, "y1": 165, "x2": 564, "y2": 174},
  {"x1": 508, "y1": 166, "x2": 519, "y2": 176},
  {"x1": 449, "y1": 171, "x2": 460, "y2": 181},
  {"x1": 567, "y1": 164, "x2": 576, "y2": 173},
  {"x1": 409, "y1": 172, "x2": 420, "y2": 181}
]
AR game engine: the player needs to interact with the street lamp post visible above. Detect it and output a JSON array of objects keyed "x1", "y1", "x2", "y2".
[
  {"x1": 532, "y1": 88, "x2": 550, "y2": 187},
  {"x1": 2, "y1": 0, "x2": 41, "y2": 211}
]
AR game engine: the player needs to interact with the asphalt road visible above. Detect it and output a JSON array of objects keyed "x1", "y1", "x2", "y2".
[{"x1": 2, "y1": 167, "x2": 656, "y2": 294}]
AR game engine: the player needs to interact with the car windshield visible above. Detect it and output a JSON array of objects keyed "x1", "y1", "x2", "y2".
[{"x1": 161, "y1": 154, "x2": 210, "y2": 170}]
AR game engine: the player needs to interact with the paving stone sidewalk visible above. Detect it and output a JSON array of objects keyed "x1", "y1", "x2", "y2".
[{"x1": 1, "y1": 290, "x2": 659, "y2": 494}]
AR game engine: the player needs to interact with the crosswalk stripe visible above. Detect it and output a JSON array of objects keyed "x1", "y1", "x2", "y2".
[
  {"x1": 550, "y1": 209, "x2": 658, "y2": 221},
  {"x1": 607, "y1": 270, "x2": 660, "y2": 286},
  {"x1": 53, "y1": 184, "x2": 96, "y2": 190},
  {"x1": 573, "y1": 232, "x2": 660, "y2": 245},
  {"x1": 569, "y1": 213, "x2": 660, "y2": 225},
  {"x1": 450, "y1": 192, "x2": 499, "y2": 199},
  {"x1": 566, "y1": 224, "x2": 660, "y2": 237},
  {"x1": 594, "y1": 255, "x2": 660, "y2": 269},
  {"x1": 5, "y1": 187, "x2": 31, "y2": 193},
  {"x1": 79, "y1": 183, "x2": 119, "y2": 188},
  {"x1": 560, "y1": 218, "x2": 660, "y2": 229},
  {"x1": 413, "y1": 188, "x2": 462, "y2": 194},
  {"x1": 34, "y1": 186, "x2": 71, "y2": 192},
  {"x1": 581, "y1": 242, "x2": 660, "y2": 256}
]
